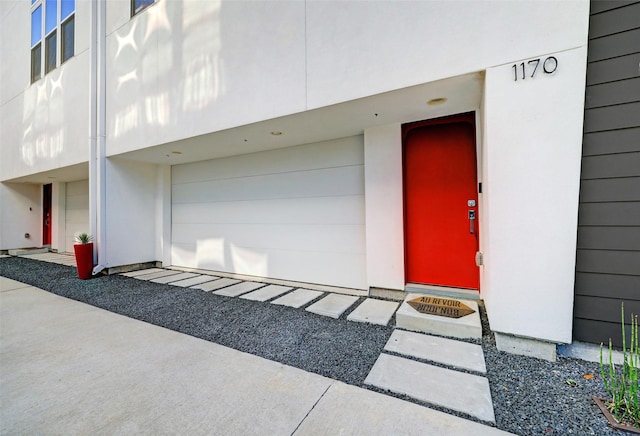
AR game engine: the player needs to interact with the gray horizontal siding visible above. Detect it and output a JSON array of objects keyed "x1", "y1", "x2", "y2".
[
  {"x1": 575, "y1": 272, "x2": 640, "y2": 300},
  {"x1": 581, "y1": 152, "x2": 640, "y2": 179},
  {"x1": 590, "y1": 0, "x2": 639, "y2": 14},
  {"x1": 576, "y1": 250, "x2": 640, "y2": 276},
  {"x1": 579, "y1": 178, "x2": 640, "y2": 202},
  {"x1": 577, "y1": 227, "x2": 640, "y2": 251},
  {"x1": 578, "y1": 202, "x2": 640, "y2": 226},
  {"x1": 584, "y1": 77, "x2": 640, "y2": 109},
  {"x1": 575, "y1": 296, "x2": 640, "y2": 324},
  {"x1": 583, "y1": 128, "x2": 640, "y2": 155},
  {"x1": 587, "y1": 28, "x2": 640, "y2": 62},
  {"x1": 574, "y1": 0, "x2": 640, "y2": 346},
  {"x1": 586, "y1": 53, "x2": 640, "y2": 86},
  {"x1": 583, "y1": 102, "x2": 640, "y2": 132},
  {"x1": 573, "y1": 318, "x2": 637, "y2": 348},
  {"x1": 589, "y1": 2, "x2": 640, "y2": 38}
]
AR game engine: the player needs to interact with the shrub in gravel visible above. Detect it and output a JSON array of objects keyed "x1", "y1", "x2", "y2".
[{"x1": 599, "y1": 303, "x2": 640, "y2": 429}]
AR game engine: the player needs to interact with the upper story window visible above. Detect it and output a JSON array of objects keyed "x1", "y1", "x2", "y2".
[
  {"x1": 132, "y1": 0, "x2": 154, "y2": 17},
  {"x1": 30, "y1": 0, "x2": 75, "y2": 83}
]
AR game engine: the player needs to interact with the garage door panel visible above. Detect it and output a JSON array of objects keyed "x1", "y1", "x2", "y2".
[
  {"x1": 173, "y1": 165, "x2": 363, "y2": 204},
  {"x1": 171, "y1": 242, "x2": 367, "y2": 289},
  {"x1": 172, "y1": 223, "x2": 365, "y2": 254},
  {"x1": 173, "y1": 196, "x2": 364, "y2": 225},
  {"x1": 171, "y1": 137, "x2": 367, "y2": 289},
  {"x1": 172, "y1": 136, "x2": 364, "y2": 184}
]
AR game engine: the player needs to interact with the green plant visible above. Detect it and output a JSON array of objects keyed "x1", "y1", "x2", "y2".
[
  {"x1": 600, "y1": 303, "x2": 640, "y2": 428},
  {"x1": 74, "y1": 233, "x2": 93, "y2": 244}
]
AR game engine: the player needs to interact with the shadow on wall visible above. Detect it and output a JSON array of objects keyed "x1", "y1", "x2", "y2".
[
  {"x1": 21, "y1": 70, "x2": 66, "y2": 168},
  {"x1": 171, "y1": 237, "x2": 269, "y2": 277},
  {"x1": 110, "y1": 0, "x2": 225, "y2": 141}
]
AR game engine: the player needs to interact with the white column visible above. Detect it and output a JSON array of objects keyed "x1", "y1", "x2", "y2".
[{"x1": 364, "y1": 123, "x2": 405, "y2": 291}]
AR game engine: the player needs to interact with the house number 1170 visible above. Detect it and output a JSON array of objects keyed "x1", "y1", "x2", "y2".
[{"x1": 512, "y1": 56, "x2": 558, "y2": 81}]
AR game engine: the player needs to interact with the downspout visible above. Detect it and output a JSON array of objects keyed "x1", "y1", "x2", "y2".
[
  {"x1": 90, "y1": 0, "x2": 107, "y2": 274},
  {"x1": 96, "y1": 0, "x2": 107, "y2": 273},
  {"x1": 89, "y1": 0, "x2": 97, "y2": 261}
]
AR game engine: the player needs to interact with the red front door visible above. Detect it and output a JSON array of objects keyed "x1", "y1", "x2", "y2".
[
  {"x1": 404, "y1": 114, "x2": 479, "y2": 290},
  {"x1": 43, "y1": 184, "x2": 52, "y2": 246}
]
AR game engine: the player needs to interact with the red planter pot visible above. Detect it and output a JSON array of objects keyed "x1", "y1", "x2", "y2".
[{"x1": 74, "y1": 243, "x2": 94, "y2": 280}]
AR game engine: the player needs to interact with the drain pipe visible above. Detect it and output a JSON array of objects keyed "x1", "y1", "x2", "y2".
[
  {"x1": 89, "y1": 0, "x2": 97, "y2": 261},
  {"x1": 89, "y1": 0, "x2": 107, "y2": 274}
]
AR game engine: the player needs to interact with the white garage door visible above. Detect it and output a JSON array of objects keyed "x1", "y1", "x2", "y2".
[
  {"x1": 65, "y1": 180, "x2": 89, "y2": 253},
  {"x1": 171, "y1": 136, "x2": 367, "y2": 289}
]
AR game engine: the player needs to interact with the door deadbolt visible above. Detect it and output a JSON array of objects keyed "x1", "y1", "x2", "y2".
[
  {"x1": 468, "y1": 200, "x2": 476, "y2": 207},
  {"x1": 468, "y1": 210, "x2": 476, "y2": 234}
]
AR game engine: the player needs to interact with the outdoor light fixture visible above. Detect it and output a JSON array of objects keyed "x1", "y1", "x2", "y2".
[
  {"x1": 270, "y1": 131, "x2": 283, "y2": 136},
  {"x1": 427, "y1": 97, "x2": 447, "y2": 106}
]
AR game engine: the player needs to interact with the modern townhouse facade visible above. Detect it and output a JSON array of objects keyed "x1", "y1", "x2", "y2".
[{"x1": 1, "y1": 0, "x2": 638, "y2": 358}]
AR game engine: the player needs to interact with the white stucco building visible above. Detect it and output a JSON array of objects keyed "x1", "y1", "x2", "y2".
[{"x1": 3, "y1": 0, "x2": 618, "y2": 357}]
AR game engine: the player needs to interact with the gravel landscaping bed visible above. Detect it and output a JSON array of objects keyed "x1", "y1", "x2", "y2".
[{"x1": 0, "y1": 256, "x2": 625, "y2": 435}]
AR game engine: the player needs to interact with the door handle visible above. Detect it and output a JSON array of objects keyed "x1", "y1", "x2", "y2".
[{"x1": 468, "y1": 210, "x2": 476, "y2": 234}]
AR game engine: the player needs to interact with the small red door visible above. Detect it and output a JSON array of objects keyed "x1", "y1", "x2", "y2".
[
  {"x1": 404, "y1": 114, "x2": 479, "y2": 289},
  {"x1": 42, "y1": 184, "x2": 52, "y2": 246}
]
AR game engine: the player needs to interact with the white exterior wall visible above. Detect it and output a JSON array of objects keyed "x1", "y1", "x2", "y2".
[
  {"x1": 105, "y1": 0, "x2": 306, "y2": 156},
  {"x1": 0, "y1": 183, "x2": 41, "y2": 250},
  {"x1": 0, "y1": 0, "x2": 591, "y2": 346},
  {"x1": 364, "y1": 124, "x2": 404, "y2": 290},
  {"x1": 104, "y1": 159, "x2": 158, "y2": 267},
  {"x1": 104, "y1": 0, "x2": 589, "y2": 157},
  {"x1": 305, "y1": 1, "x2": 589, "y2": 109},
  {"x1": 171, "y1": 137, "x2": 366, "y2": 289},
  {"x1": 482, "y1": 47, "x2": 588, "y2": 343},
  {"x1": 0, "y1": 0, "x2": 90, "y2": 182}
]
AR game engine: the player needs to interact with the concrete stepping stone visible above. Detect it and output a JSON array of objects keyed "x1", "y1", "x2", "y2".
[
  {"x1": 169, "y1": 275, "x2": 219, "y2": 288},
  {"x1": 347, "y1": 298, "x2": 399, "y2": 326},
  {"x1": 132, "y1": 270, "x2": 182, "y2": 281},
  {"x1": 364, "y1": 354, "x2": 495, "y2": 423},
  {"x1": 213, "y1": 281, "x2": 265, "y2": 297},
  {"x1": 396, "y1": 293, "x2": 482, "y2": 339},
  {"x1": 240, "y1": 285, "x2": 292, "y2": 302},
  {"x1": 151, "y1": 272, "x2": 198, "y2": 284},
  {"x1": 384, "y1": 330, "x2": 486, "y2": 373},
  {"x1": 306, "y1": 294, "x2": 358, "y2": 319},
  {"x1": 271, "y1": 289, "x2": 323, "y2": 308},
  {"x1": 31, "y1": 254, "x2": 74, "y2": 264},
  {"x1": 191, "y1": 278, "x2": 241, "y2": 292},
  {"x1": 121, "y1": 268, "x2": 164, "y2": 277}
]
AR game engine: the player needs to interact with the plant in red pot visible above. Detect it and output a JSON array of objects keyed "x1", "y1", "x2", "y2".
[{"x1": 73, "y1": 233, "x2": 94, "y2": 280}]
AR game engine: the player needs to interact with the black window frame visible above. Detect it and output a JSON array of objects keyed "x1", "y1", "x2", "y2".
[
  {"x1": 61, "y1": 14, "x2": 74, "y2": 64},
  {"x1": 30, "y1": 0, "x2": 75, "y2": 83},
  {"x1": 45, "y1": 30, "x2": 57, "y2": 74},
  {"x1": 31, "y1": 43, "x2": 42, "y2": 83},
  {"x1": 131, "y1": 0, "x2": 154, "y2": 17}
]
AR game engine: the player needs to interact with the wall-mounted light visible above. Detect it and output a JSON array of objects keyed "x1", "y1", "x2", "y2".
[
  {"x1": 427, "y1": 97, "x2": 447, "y2": 106},
  {"x1": 270, "y1": 131, "x2": 283, "y2": 136}
]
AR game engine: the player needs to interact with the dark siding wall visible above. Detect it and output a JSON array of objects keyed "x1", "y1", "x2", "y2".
[{"x1": 574, "y1": 0, "x2": 640, "y2": 347}]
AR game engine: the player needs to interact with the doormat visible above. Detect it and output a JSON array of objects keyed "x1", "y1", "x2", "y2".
[{"x1": 407, "y1": 296, "x2": 475, "y2": 319}]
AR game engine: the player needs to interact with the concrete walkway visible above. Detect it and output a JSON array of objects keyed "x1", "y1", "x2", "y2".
[{"x1": 0, "y1": 276, "x2": 511, "y2": 435}]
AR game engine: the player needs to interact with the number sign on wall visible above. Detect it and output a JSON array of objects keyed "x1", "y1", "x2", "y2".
[{"x1": 512, "y1": 56, "x2": 558, "y2": 81}]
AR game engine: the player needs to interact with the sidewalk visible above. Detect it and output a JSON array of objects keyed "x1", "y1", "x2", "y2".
[{"x1": 0, "y1": 276, "x2": 510, "y2": 435}]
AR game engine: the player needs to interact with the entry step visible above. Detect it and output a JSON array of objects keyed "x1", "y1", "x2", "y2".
[
  {"x1": 384, "y1": 330, "x2": 486, "y2": 373},
  {"x1": 395, "y1": 293, "x2": 482, "y2": 339},
  {"x1": 364, "y1": 353, "x2": 495, "y2": 423}
]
